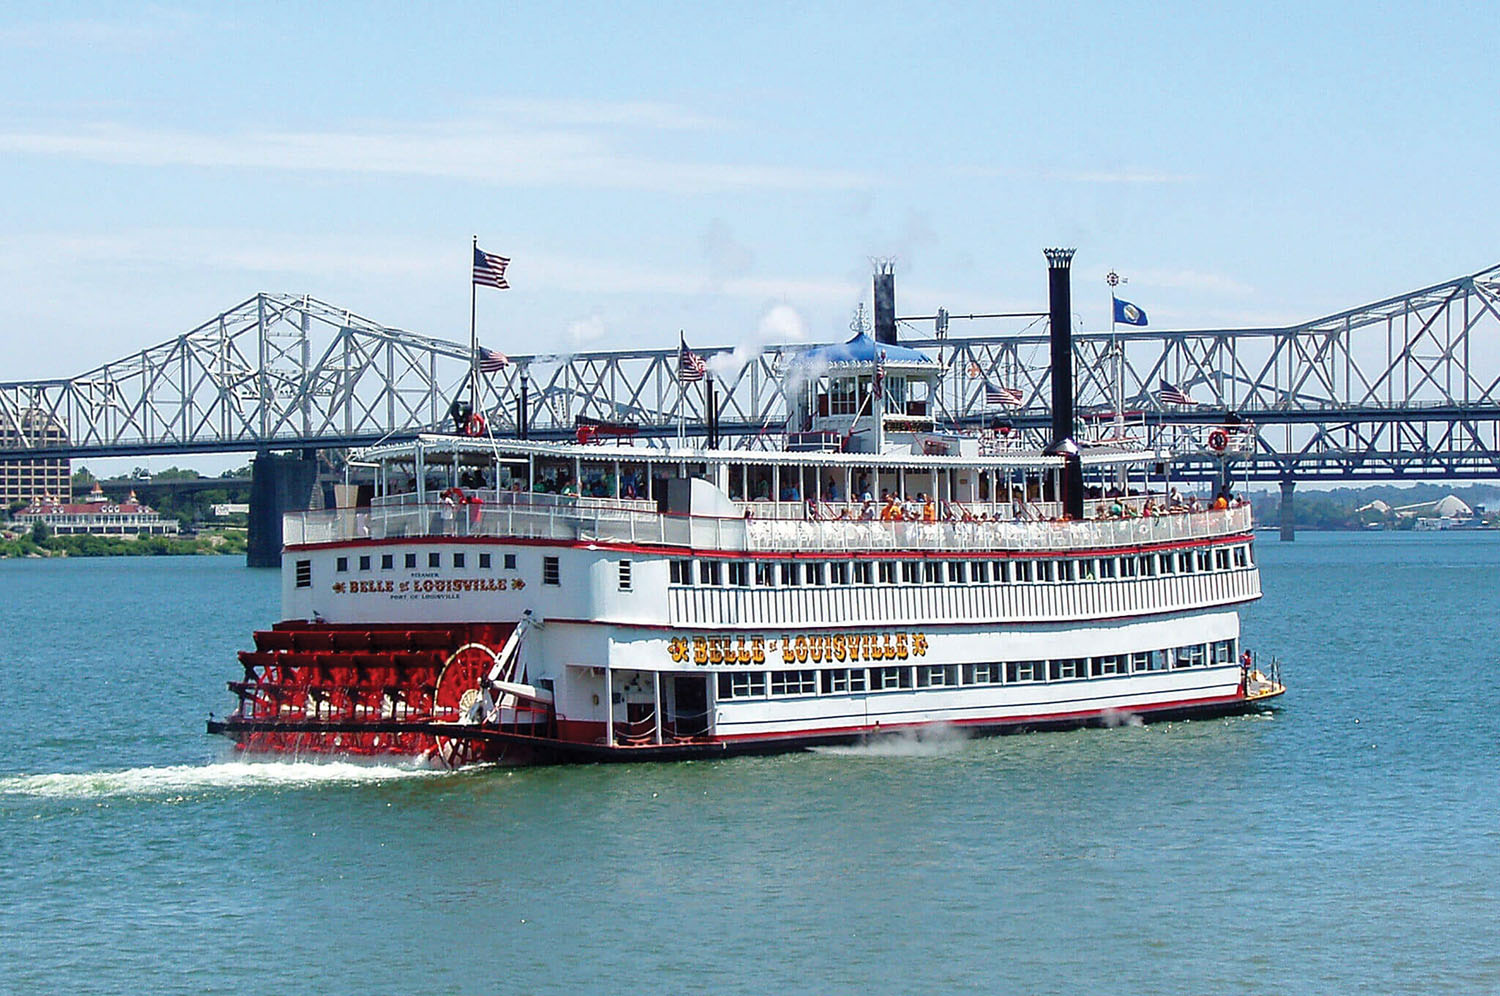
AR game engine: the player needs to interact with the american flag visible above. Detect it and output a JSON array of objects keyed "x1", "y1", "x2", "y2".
[
  {"x1": 1158, "y1": 378, "x2": 1197, "y2": 405},
  {"x1": 678, "y1": 339, "x2": 706, "y2": 382},
  {"x1": 985, "y1": 383, "x2": 1024, "y2": 407},
  {"x1": 478, "y1": 346, "x2": 509, "y2": 373},
  {"x1": 473, "y1": 247, "x2": 510, "y2": 289}
]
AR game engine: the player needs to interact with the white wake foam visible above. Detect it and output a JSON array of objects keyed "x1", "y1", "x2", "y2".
[
  {"x1": 811, "y1": 725, "x2": 969, "y2": 757},
  {"x1": 0, "y1": 759, "x2": 444, "y2": 799}
]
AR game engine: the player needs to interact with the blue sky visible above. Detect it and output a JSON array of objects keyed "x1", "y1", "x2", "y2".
[{"x1": 1, "y1": 0, "x2": 1495, "y2": 399}]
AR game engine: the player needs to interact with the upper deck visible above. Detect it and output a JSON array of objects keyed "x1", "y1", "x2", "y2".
[{"x1": 285, "y1": 495, "x2": 1253, "y2": 556}]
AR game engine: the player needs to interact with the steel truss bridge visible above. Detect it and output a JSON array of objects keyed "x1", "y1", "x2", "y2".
[{"x1": 3, "y1": 262, "x2": 1500, "y2": 486}]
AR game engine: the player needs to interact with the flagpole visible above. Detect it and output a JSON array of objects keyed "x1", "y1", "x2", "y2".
[
  {"x1": 469, "y1": 235, "x2": 479, "y2": 417},
  {"x1": 676, "y1": 331, "x2": 685, "y2": 446}
]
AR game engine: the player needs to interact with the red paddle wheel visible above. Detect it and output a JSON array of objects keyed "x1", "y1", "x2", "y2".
[{"x1": 216, "y1": 621, "x2": 529, "y2": 764}]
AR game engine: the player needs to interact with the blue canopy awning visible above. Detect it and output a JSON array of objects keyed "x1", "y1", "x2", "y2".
[{"x1": 800, "y1": 332, "x2": 935, "y2": 369}]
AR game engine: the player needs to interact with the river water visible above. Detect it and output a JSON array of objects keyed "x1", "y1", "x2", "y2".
[{"x1": 1, "y1": 532, "x2": 1497, "y2": 995}]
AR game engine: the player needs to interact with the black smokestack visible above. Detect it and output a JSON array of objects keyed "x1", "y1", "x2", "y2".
[
  {"x1": 1043, "y1": 248, "x2": 1084, "y2": 521},
  {"x1": 1045, "y1": 248, "x2": 1076, "y2": 444},
  {"x1": 873, "y1": 263, "x2": 896, "y2": 344}
]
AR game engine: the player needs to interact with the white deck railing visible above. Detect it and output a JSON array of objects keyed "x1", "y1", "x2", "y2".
[{"x1": 285, "y1": 499, "x2": 1252, "y2": 554}]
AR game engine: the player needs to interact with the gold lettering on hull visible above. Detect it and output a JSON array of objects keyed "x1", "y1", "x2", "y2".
[{"x1": 668, "y1": 632, "x2": 927, "y2": 665}]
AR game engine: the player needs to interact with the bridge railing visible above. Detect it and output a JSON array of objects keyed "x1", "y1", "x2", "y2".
[{"x1": 283, "y1": 500, "x2": 1252, "y2": 554}]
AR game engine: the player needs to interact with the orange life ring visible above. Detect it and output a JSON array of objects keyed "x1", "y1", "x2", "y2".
[
  {"x1": 1207, "y1": 429, "x2": 1228, "y2": 453},
  {"x1": 465, "y1": 413, "x2": 487, "y2": 437}
]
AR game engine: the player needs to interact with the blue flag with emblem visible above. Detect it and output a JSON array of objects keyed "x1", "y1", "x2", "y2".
[{"x1": 1113, "y1": 296, "x2": 1148, "y2": 326}]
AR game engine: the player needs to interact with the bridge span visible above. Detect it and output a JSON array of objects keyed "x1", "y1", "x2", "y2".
[{"x1": 3, "y1": 261, "x2": 1498, "y2": 558}]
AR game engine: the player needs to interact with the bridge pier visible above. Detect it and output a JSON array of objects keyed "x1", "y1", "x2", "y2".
[
  {"x1": 247, "y1": 451, "x2": 319, "y2": 568},
  {"x1": 1279, "y1": 478, "x2": 1296, "y2": 542}
]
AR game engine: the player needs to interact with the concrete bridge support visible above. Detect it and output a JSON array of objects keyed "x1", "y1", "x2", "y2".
[
  {"x1": 247, "y1": 451, "x2": 318, "y2": 568},
  {"x1": 1279, "y1": 477, "x2": 1296, "y2": 542}
]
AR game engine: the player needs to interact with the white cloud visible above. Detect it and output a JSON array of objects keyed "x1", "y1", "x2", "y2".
[
  {"x1": 0, "y1": 119, "x2": 872, "y2": 194},
  {"x1": 0, "y1": 9, "x2": 200, "y2": 50}
]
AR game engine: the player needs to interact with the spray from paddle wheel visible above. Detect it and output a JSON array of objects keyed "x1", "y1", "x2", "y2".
[{"x1": 211, "y1": 613, "x2": 552, "y2": 768}]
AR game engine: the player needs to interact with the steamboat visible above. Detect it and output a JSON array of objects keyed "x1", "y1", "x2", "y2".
[{"x1": 209, "y1": 250, "x2": 1283, "y2": 766}]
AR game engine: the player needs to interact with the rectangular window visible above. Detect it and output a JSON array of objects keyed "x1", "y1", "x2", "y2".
[
  {"x1": 1006, "y1": 660, "x2": 1042, "y2": 683},
  {"x1": 878, "y1": 562, "x2": 897, "y2": 585},
  {"x1": 698, "y1": 560, "x2": 722, "y2": 586},
  {"x1": 806, "y1": 563, "x2": 826, "y2": 586},
  {"x1": 1014, "y1": 560, "x2": 1033, "y2": 583},
  {"x1": 1214, "y1": 548, "x2": 1230, "y2": 570},
  {"x1": 1049, "y1": 657, "x2": 1085, "y2": 680},
  {"x1": 1120, "y1": 557, "x2": 1137, "y2": 579},
  {"x1": 295, "y1": 559, "x2": 311, "y2": 588},
  {"x1": 670, "y1": 559, "x2": 691, "y2": 585},
  {"x1": 358, "y1": 555, "x2": 371, "y2": 571},
  {"x1": 1098, "y1": 558, "x2": 1117, "y2": 579},
  {"x1": 1159, "y1": 552, "x2": 1176, "y2": 574},
  {"x1": 1233, "y1": 546, "x2": 1249, "y2": 568},
  {"x1": 852, "y1": 562, "x2": 873, "y2": 585},
  {"x1": 754, "y1": 562, "x2": 777, "y2": 587},
  {"x1": 996, "y1": 561, "x2": 1011, "y2": 583},
  {"x1": 869, "y1": 666, "x2": 913, "y2": 690},
  {"x1": 336, "y1": 556, "x2": 349, "y2": 573},
  {"x1": 821, "y1": 668, "x2": 868, "y2": 693},
  {"x1": 1129, "y1": 652, "x2": 1155, "y2": 673},
  {"x1": 1196, "y1": 550, "x2": 1212, "y2": 572},
  {"x1": 716, "y1": 672, "x2": 766, "y2": 700},
  {"x1": 1139, "y1": 555, "x2": 1155, "y2": 577},
  {"x1": 381, "y1": 553, "x2": 394, "y2": 570},
  {"x1": 479, "y1": 553, "x2": 491, "y2": 569},
  {"x1": 901, "y1": 561, "x2": 919, "y2": 584},
  {"x1": 963, "y1": 662, "x2": 1004, "y2": 685},
  {"x1": 971, "y1": 561, "x2": 990, "y2": 584},
  {"x1": 728, "y1": 562, "x2": 750, "y2": 587},
  {"x1": 769, "y1": 670, "x2": 818, "y2": 696},
  {"x1": 452, "y1": 553, "x2": 465, "y2": 569},
  {"x1": 780, "y1": 562, "x2": 801, "y2": 586},
  {"x1": 618, "y1": 560, "x2": 632, "y2": 591},
  {"x1": 1060, "y1": 560, "x2": 1077, "y2": 582},
  {"x1": 1091, "y1": 655, "x2": 1123, "y2": 677},
  {"x1": 1213, "y1": 639, "x2": 1236, "y2": 664},
  {"x1": 947, "y1": 561, "x2": 967, "y2": 583},
  {"x1": 1179, "y1": 551, "x2": 1194, "y2": 573},
  {"x1": 916, "y1": 664, "x2": 957, "y2": 688},
  {"x1": 405, "y1": 552, "x2": 417, "y2": 569},
  {"x1": 829, "y1": 562, "x2": 849, "y2": 586},
  {"x1": 543, "y1": 556, "x2": 560, "y2": 586},
  {"x1": 922, "y1": 561, "x2": 941, "y2": 584},
  {"x1": 504, "y1": 553, "x2": 517, "y2": 570},
  {"x1": 1037, "y1": 560, "x2": 1054, "y2": 583},
  {"x1": 429, "y1": 552, "x2": 441, "y2": 569}
]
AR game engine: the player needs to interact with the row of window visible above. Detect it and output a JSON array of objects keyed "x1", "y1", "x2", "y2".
[
  {"x1": 672, "y1": 546, "x2": 1251, "y2": 590},
  {"x1": 716, "y1": 640, "x2": 1237, "y2": 700},
  {"x1": 335, "y1": 551, "x2": 518, "y2": 573},
  {"x1": 307, "y1": 551, "x2": 560, "y2": 588}
]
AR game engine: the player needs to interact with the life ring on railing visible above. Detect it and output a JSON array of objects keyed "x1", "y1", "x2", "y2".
[
  {"x1": 465, "y1": 413, "x2": 487, "y2": 437},
  {"x1": 1207, "y1": 429, "x2": 1228, "y2": 453}
]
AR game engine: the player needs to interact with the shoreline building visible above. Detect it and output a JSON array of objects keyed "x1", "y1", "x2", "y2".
[
  {"x1": 0, "y1": 410, "x2": 69, "y2": 506},
  {"x1": 15, "y1": 483, "x2": 180, "y2": 537}
]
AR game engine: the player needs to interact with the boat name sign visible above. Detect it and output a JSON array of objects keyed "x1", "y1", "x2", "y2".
[{"x1": 668, "y1": 631, "x2": 929, "y2": 666}]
